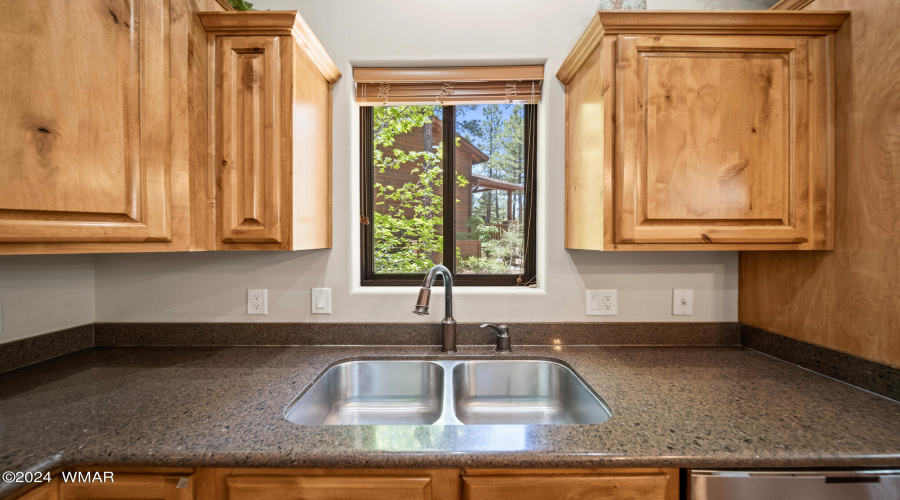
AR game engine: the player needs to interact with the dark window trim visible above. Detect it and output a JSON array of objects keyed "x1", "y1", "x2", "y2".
[{"x1": 360, "y1": 105, "x2": 537, "y2": 287}]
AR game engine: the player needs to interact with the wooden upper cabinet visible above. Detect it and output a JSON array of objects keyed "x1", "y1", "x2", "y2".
[
  {"x1": 0, "y1": 0, "x2": 225, "y2": 255},
  {"x1": 0, "y1": 0, "x2": 176, "y2": 251},
  {"x1": 200, "y1": 12, "x2": 340, "y2": 250},
  {"x1": 558, "y1": 11, "x2": 848, "y2": 250}
]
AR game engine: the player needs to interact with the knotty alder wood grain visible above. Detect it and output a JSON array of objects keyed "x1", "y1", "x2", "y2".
[
  {"x1": 198, "y1": 468, "x2": 461, "y2": 500},
  {"x1": 462, "y1": 468, "x2": 678, "y2": 500},
  {"x1": 216, "y1": 35, "x2": 284, "y2": 245},
  {"x1": 189, "y1": 0, "x2": 225, "y2": 251},
  {"x1": 290, "y1": 36, "x2": 334, "y2": 250},
  {"x1": 742, "y1": 0, "x2": 900, "y2": 367},
  {"x1": 58, "y1": 474, "x2": 193, "y2": 500},
  {"x1": 617, "y1": 35, "x2": 813, "y2": 245},
  {"x1": 10, "y1": 468, "x2": 677, "y2": 500},
  {"x1": 558, "y1": 12, "x2": 844, "y2": 250},
  {"x1": 14, "y1": 479, "x2": 58, "y2": 500},
  {"x1": 202, "y1": 11, "x2": 339, "y2": 250},
  {"x1": 224, "y1": 475, "x2": 432, "y2": 500},
  {"x1": 0, "y1": 0, "x2": 226, "y2": 254},
  {"x1": 0, "y1": 0, "x2": 172, "y2": 245},
  {"x1": 13, "y1": 473, "x2": 193, "y2": 500},
  {"x1": 564, "y1": 35, "x2": 613, "y2": 250}
]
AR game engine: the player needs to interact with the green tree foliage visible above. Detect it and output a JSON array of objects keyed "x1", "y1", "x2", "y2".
[
  {"x1": 464, "y1": 105, "x2": 525, "y2": 225},
  {"x1": 458, "y1": 220, "x2": 525, "y2": 274},
  {"x1": 228, "y1": 0, "x2": 254, "y2": 11},
  {"x1": 460, "y1": 105, "x2": 526, "y2": 274},
  {"x1": 373, "y1": 106, "x2": 466, "y2": 273},
  {"x1": 372, "y1": 105, "x2": 526, "y2": 276}
]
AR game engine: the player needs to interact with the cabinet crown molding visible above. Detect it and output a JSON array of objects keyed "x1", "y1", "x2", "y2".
[
  {"x1": 199, "y1": 11, "x2": 341, "y2": 84},
  {"x1": 556, "y1": 10, "x2": 848, "y2": 84}
]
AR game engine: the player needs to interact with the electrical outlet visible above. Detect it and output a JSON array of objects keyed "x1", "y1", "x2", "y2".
[
  {"x1": 586, "y1": 290, "x2": 617, "y2": 316},
  {"x1": 247, "y1": 289, "x2": 267, "y2": 315},
  {"x1": 672, "y1": 289, "x2": 694, "y2": 316},
  {"x1": 311, "y1": 288, "x2": 331, "y2": 314}
]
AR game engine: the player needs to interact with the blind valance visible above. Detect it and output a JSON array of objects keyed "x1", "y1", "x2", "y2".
[{"x1": 354, "y1": 65, "x2": 543, "y2": 106}]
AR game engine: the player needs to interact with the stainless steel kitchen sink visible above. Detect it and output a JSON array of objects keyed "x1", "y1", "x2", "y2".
[
  {"x1": 284, "y1": 358, "x2": 611, "y2": 426},
  {"x1": 451, "y1": 360, "x2": 611, "y2": 425},
  {"x1": 283, "y1": 360, "x2": 444, "y2": 425}
]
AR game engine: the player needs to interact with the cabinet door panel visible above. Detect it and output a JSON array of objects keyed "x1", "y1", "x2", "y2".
[
  {"x1": 616, "y1": 35, "x2": 812, "y2": 244},
  {"x1": 224, "y1": 475, "x2": 432, "y2": 500},
  {"x1": 17, "y1": 479, "x2": 58, "y2": 500},
  {"x1": 462, "y1": 474, "x2": 669, "y2": 500},
  {"x1": 215, "y1": 36, "x2": 285, "y2": 245},
  {"x1": 0, "y1": 0, "x2": 172, "y2": 243},
  {"x1": 58, "y1": 474, "x2": 192, "y2": 500}
]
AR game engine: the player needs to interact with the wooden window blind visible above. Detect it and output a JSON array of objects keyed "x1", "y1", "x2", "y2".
[{"x1": 354, "y1": 66, "x2": 543, "y2": 106}]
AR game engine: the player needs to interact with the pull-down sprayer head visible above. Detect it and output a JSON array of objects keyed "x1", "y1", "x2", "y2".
[{"x1": 413, "y1": 288, "x2": 431, "y2": 315}]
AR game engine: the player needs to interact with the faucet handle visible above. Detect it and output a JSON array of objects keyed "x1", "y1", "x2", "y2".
[
  {"x1": 480, "y1": 324, "x2": 511, "y2": 352},
  {"x1": 480, "y1": 323, "x2": 509, "y2": 334}
]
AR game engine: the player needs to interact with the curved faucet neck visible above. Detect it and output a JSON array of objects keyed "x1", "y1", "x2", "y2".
[{"x1": 423, "y1": 265, "x2": 453, "y2": 318}]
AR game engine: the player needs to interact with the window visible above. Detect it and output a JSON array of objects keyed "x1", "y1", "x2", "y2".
[{"x1": 358, "y1": 68, "x2": 539, "y2": 286}]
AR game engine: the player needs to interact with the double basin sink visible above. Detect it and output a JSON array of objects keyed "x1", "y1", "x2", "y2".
[{"x1": 284, "y1": 358, "x2": 611, "y2": 426}]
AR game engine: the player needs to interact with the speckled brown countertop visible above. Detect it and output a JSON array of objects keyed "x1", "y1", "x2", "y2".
[{"x1": 2, "y1": 345, "x2": 899, "y2": 496}]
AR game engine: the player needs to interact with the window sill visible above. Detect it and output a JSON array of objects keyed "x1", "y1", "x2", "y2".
[{"x1": 350, "y1": 284, "x2": 546, "y2": 297}]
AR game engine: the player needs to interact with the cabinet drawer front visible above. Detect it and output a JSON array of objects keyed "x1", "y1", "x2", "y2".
[
  {"x1": 215, "y1": 36, "x2": 286, "y2": 245},
  {"x1": 58, "y1": 473, "x2": 191, "y2": 500},
  {"x1": 0, "y1": 0, "x2": 173, "y2": 244},
  {"x1": 16, "y1": 479, "x2": 58, "y2": 500},
  {"x1": 224, "y1": 475, "x2": 432, "y2": 500},
  {"x1": 615, "y1": 34, "x2": 823, "y2": 245},
  {"x1": 462, "y1": 474, "x2": 670, "y2": 500}
]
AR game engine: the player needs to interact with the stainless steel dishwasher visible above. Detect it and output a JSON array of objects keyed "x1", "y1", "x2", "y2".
[{"x1": 691, "y1": 470, "x2": 900, "y2": 499}]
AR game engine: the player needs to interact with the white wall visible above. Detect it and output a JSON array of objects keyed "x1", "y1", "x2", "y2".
[
  {"x1": 0, "y1": 255, "x2": 94, "y2": 343},
  {"x1": 93, "y1": 0, "x2": 759, "y2": 325}
]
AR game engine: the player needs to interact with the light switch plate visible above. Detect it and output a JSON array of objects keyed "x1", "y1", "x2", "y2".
[
  {"x1": 586, "y1": 290, "x2": 617, "y2": 316},
  {"x1": 247, "y1": 289, "x2": 267, "y2": 315},
  {"x1": 672, "y1": 289, "x2": 694, "y2": 316},
  {"x1": 311, "y1": 288, "x2": 331, "y2": 314}
]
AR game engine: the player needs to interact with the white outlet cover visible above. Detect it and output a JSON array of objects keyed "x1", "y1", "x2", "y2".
[
  {"x1": 247, "y1": 289, "x2": 267, "y2": 315},
  {"x1": 311, "y1": 288, "x2": 331, "y2": 314},
  {"x1": 586, "y1": 290, "x2": 617, "y2": 316},
  {"x1": 672, "y1": 289, "x2": 694, "y2": 316}
]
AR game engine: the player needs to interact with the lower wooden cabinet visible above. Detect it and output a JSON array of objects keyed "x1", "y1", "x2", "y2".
[
  {"x1": 14, "y1": 479, "x2": 57, "y2": 500},
  {"x1": 12, "y1": 472, "x2": 193, "y2": 500},
  {"x1": 462, "y1": 468, "x2": 678, "y2": 500},
  {"x1": 206, "y1": 468, "x2": 459, "y2": 500},
  {"x1": 10, "y1": 467, "x2": 678, "y2": 500}
]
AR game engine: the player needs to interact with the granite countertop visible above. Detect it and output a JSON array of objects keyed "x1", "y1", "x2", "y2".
[{"x1": 2, "y1": 345, "x2": 899, "y2": 496}]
